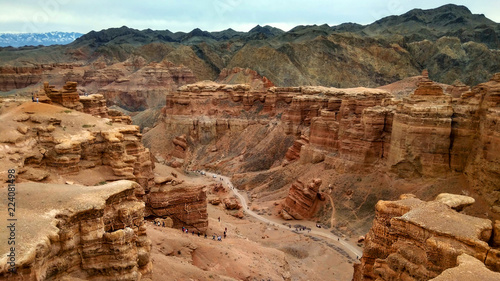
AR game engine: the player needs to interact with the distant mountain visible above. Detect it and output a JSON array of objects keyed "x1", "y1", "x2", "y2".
[
  {"x1": 0, "y1": 32, "x2": 83, "y2": 47},
  {"x1": 0, "y1": 4, "x2": 499, "y2": 88},
  {"x1": 360, "y1": 4, "x2": 500, "y2": 48}
]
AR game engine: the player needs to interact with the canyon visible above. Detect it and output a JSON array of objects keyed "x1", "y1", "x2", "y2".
[
  {"x1": 0, "y1": 3, "x2": 499, "y2": 281},
  {"x1": 1, "y1": 72, "x2": 500, "y2": 280}
]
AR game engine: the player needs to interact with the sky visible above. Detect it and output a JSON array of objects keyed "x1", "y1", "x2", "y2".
[{"x1": 0, "y1": 0, "x2": 498, "y2": 34}]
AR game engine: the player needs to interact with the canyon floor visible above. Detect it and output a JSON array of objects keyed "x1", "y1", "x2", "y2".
[{"x1": 147, "y1": 166, "x2": 359, "y2": 281}]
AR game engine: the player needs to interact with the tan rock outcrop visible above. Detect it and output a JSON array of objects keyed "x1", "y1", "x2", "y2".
[
  {"x1": 285, "y1": 87, "x2": 393, "y2": 170},
  {"x1": 79, "y1": 94, "x2": 108, "y2": 118},
  {"x1": 0, "y1": 102, "x2": 154, "y2": 194},
  {"x1": 146, "y1": 183, "x2": 208, "y2": 233},
  {"x1": 0, "y1": 180, "x2": 152, "y2": 280},
  {"x1": 44, "y1": 81, "x2": 83, "y2": 111},
  {"x1": 388, "y1": 77, "x2": 453, "y2": 177},
  {"x1": 223, "y1": 197, "x2": 242, "y2": 210},
  {"x1": 281, "y1": 178, "x2": 323, "y2": 219},
  {"x1": 430, "y1": 254, "x2": 500, "y2": 281},
  {"x1": 107, "y1": 109, "x2": 132, "y2": 125},
  {"x1": 353, "y1": 194, "x2": 499, "y2": 281}
]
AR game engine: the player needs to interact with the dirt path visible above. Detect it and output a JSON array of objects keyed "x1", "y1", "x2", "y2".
[
  {"x1": 206, "y1": 172, "x2": 363, "y2": 259},
  {"x1": 325, "y1": 192, "x2": 337, "y2": 228}
]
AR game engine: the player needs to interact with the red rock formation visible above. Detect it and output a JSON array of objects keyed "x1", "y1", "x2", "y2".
[
  {"x1": 223, "y1": 197, "x2": 242, "y2": 210},
  {"x1": 0, "y1": 180, "x2": 152, "y2": 280},
  {"x1": 285, "y1": 135, "x2": 309, "y2": 161},
  {"x1": 79, "y1": 94, "x2": 108, "y2": 118},
  {"x1": 146, "y1": 184, "x2": 208, "y2": 233},
  {"x1": 353, "y1": 194, "x2": 500, "y2": 281},
  {"x1": 0, "y1": 64, "x2": 82, "y2": 92},
  {"x1": 171, "y1": 135, "x2": 188, "y2": 159},
  {"x1": 460, "y1": 73, "x2": 500, "y2": 208},
  {"x1": 281, "y1": 178, "x2": 323, "y2": 219},
  {"x1": 388, "y1": 77, "x2": 453, "y2": 177},
  {"x1": 44, "y1": 81, "x2": 83, "y2": 111},
  {"x1": 283, "y1": 87, "x2": 393, "y2": 170}
]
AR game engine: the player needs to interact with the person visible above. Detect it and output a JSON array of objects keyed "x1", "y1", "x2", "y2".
[
  {"x1": 182, "y1": 227, "x2": 185, "y2": 233},
  {"x1": 192, "y1": 230, "x2": 195, "y2": 235},
  {"x1": 204, "y1": 233, "x2": 207, "y2": 239},
  {"x1": 218, "y1": 217, "x2": 220, "y2": 222},
  {"x1": 225, "y1": 227, "x2": 227, "y2": 232},
  {"x1": 198, "y1": 232, "x2": 200, "y2": 237},
  {"x1": 212, "y1": 235, "x2": 216, "y2": 240},
  {"x1": 224, "y1": 232, "x2": 226, "y2": 239},
  {"x1": 162, "y1": 221, "x2": 165, "y2": 227},
  {"x1": 32, "y1": 94, "x2": 35, "y2": 102},
  {"x1": 36, "y1": 97, "x2": 39, "y2": 103}
]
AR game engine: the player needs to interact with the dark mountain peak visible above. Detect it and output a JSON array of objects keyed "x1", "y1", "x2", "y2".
[
  {"x1": 249, "y1": 25, "x2": 284, "y2": 36},
  {"x1": 183, "y1": 28, "x2": 214, "y2": 40},
  {"x1": 433, "y1": 4, "x2": 472, "y2": 15}
]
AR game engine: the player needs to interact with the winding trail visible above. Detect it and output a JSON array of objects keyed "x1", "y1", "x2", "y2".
[
  {"x1": 206, "y1": 172, "x2": 363, "y2": 259},
  {"x1": 324, "y1": 193, "x2": 337, "y2": 229}
]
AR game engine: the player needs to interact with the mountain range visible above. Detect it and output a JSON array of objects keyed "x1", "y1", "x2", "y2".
[
  {"x1": 0, "y1": 4, "x2": 499, "y2": 88},
  {"x1": 0, "y1": 31, "x2": 83, "y2": 47}
]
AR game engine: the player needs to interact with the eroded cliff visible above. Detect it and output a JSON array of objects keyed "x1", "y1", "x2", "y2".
[
  {"x1": 0, "y1": 180, "x2": 152, "y2": 280},
  {"x1": 352, "y1": 194, "x2": 500, "y2": 281}
]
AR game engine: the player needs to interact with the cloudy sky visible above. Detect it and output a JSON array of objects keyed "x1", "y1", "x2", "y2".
[{"x1": 0, "y1": 0, "x2": 498, "y2": 34}]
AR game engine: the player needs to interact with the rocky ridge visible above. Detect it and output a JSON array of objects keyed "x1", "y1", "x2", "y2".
[
  {"x1": 352, "y1": 193, "x2": 500, "y2": 280},
  {"x1": 1, "y1": 5, "x2": 499, "y2": 93},
  {"x1": 0, "y1": 180, "x2": 152, "y2": 280},
  {"x1": 145, "y1": 72, "x2": 500, "y2": 229}
]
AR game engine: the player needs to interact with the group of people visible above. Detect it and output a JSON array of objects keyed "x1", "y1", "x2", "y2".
[
  {"x1": 294, "y1": 225, "x2": 311, "y2": 233},
  {"x1": 181, "y1": 226, "x2": 229, "y2": 242}
]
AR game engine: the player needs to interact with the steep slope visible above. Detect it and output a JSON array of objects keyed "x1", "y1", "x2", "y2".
[{"x1": 1, "y1": 4, "x2": 499, "y2": 91}]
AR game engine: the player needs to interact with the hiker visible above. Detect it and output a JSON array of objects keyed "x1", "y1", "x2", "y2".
[
  {"x1": 224, "y1": 232, "x2": 226, "y2": 239},
  {"x1": 182, "y1": 227, "x2": 185, "y2": 233},
  {"x1": 212, "y1": 235, "x2": 216, "y2": 240},
  {"x1": 204, "y1": 233, "x2": 207, "y2": 239},
  {"x1": 218, "y1": 217, "x2": 220, "y2": 222},
  {"x1": 36, "y1": 97, "x2": 39, "y2": 103},
  {"x1": 162, "y1": 221, "x2": 165, "y2": 227},
  {"x1": 225, "y1": 227, "x2": 227, "y2": 233},
  {"x1": 32, "y1": 94, "x2": 34, "y2": 102},
  {"x1": 198, "y1": 232, "x2": 200, "y2": 237},
  {"x1": 192, "y1": 230, "x2": 195, "y2": 235}
]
